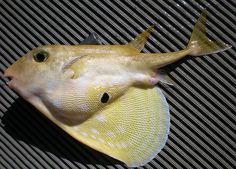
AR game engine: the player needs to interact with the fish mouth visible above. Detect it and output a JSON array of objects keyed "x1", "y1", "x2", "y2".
[
  {"x1": 1, "y1": 77, "x2": 14, "y2": 88},
  {"x1": 3, "y1": 69, "x2": 14, "y2": 87},
  {"x1": 4, "y1": 75, "x2": 14, "y2": 87}
]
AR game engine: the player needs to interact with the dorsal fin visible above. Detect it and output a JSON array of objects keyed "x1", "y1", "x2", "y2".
[
  {"x1": 54, "y1": 87, "x2": 170, "y2": 167},
  {"x1": 80, "y1": 33, "x2": 103, "y2": 45},
  {"x1": 128, "y1": 25, "x2": 154, "y2": 52}
]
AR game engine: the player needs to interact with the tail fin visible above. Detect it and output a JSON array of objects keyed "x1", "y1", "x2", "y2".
[{"x1": 187, "y1": 10, "x2": 231, "y2": 56}]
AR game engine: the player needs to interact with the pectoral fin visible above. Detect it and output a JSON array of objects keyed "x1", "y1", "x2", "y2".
[
  {"x1": 58, "y1": 87, "x2": 170, "y2": 167},
  {"x1": 128, "y1": 25, "x2": 154, "y2": 52}
]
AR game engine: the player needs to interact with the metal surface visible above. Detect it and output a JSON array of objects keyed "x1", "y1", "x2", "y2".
[{"x1": 1, "y1": 0, "x2": 236, "y2": 168}]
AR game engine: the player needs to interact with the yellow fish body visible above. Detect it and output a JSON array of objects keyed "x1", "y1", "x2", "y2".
[{"x1": 3, "y1": 11, "x2": 231, "y2": 167}]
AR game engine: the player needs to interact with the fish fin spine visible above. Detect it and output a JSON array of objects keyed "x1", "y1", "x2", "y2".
[
  {"x1": 128, "y1": 25, "x2": 154, "y2": 52},
  {"x1": 187, "y1": 10, "x2": 231, "y2": 56},
  {"x1": 158, "y1": 69, "x2": 176, "y2": 86}
]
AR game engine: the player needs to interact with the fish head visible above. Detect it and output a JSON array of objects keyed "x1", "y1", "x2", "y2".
[{"x1": 3, "y1": 45, "x2": 78, "y2": 100}]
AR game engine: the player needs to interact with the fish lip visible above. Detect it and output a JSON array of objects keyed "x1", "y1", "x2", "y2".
[
  {"x1": 3, "y1": 76, "x2": 14, "y2": 87},
  {"x1": 6, "y1": 80, "x2": 13, "y2": 86},
  {"x1": 4, "y1": 76, "x2": 14, "y2": 87},
  {"x1": 62, "y1": 56, "x2": 83, "y2": 72},
  {"x1": 2, "y1": 72, "x2": 13, "y2": 85},
  {"x1": 3, "y1": 71, "x2": 14, "y2": 86}
]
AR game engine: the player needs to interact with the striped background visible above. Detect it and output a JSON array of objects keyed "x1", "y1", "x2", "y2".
[{"x1": 1, "y1": 0, "x2": 236, "y2": 168}]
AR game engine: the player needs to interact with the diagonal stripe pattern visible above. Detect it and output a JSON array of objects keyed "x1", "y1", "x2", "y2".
[{"x1": 1, "y1": 0, "x2": 236, "y2": 168}]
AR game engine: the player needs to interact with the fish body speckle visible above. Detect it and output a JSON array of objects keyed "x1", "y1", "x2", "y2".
[{"x1": 4, "y1": 11, "x2": 231, "y2": 167}]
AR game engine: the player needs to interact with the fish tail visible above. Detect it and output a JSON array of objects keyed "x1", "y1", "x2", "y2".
[{"x1": 187, "y1": 10, "x2": 231, "y2": 56}]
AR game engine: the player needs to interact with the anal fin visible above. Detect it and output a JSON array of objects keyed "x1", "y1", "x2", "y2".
[{"x1": 158, "y1": 68, "x2": 176, "y2": 86}]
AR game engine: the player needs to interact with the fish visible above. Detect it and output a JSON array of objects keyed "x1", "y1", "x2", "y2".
[{"x1": 3, "y1": 11, "x2": 231, "y2": 167}]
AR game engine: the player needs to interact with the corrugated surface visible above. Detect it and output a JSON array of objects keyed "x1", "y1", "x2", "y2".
[{"x1": 0, "y1": 0, "x2": 236, "y2": 168}]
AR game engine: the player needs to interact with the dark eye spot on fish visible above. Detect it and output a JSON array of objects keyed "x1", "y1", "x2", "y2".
[
  {"x1": 101, "y1": 92, "x2": 109, "y2": 103},
  {"x1": 33, "y1": 51, "x2": 49, "y2": 62}
]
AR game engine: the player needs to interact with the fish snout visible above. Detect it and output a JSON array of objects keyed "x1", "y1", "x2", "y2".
[{"x1": 3, "y1": 67, "x2": 16, "y2": 87}]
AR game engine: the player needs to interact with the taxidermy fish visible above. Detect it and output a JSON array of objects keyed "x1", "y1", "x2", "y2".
[{"x1": 3, "y1": 11, "x2": 231, "y2": 167}]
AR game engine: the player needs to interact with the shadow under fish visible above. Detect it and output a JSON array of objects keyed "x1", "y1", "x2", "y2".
[{"x1": 1, "y1": 97, "x2": 123, "y2": 167}]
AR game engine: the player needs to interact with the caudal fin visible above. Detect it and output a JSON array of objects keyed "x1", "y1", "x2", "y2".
[{"x1": 187, "y1": 10, "x2": 231, "y2": 56}]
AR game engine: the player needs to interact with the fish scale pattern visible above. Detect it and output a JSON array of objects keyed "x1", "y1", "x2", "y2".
[{"x1": 0, "y1": 0, "x2": 236, "y2": 168}]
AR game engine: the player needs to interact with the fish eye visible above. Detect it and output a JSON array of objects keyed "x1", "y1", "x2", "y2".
[
  {"x1": 33, "y1": 51, "x2": 49, "y2": 62},
  {"x1": 101, "y1": 92, "x2": 110, "y2": 103}
]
